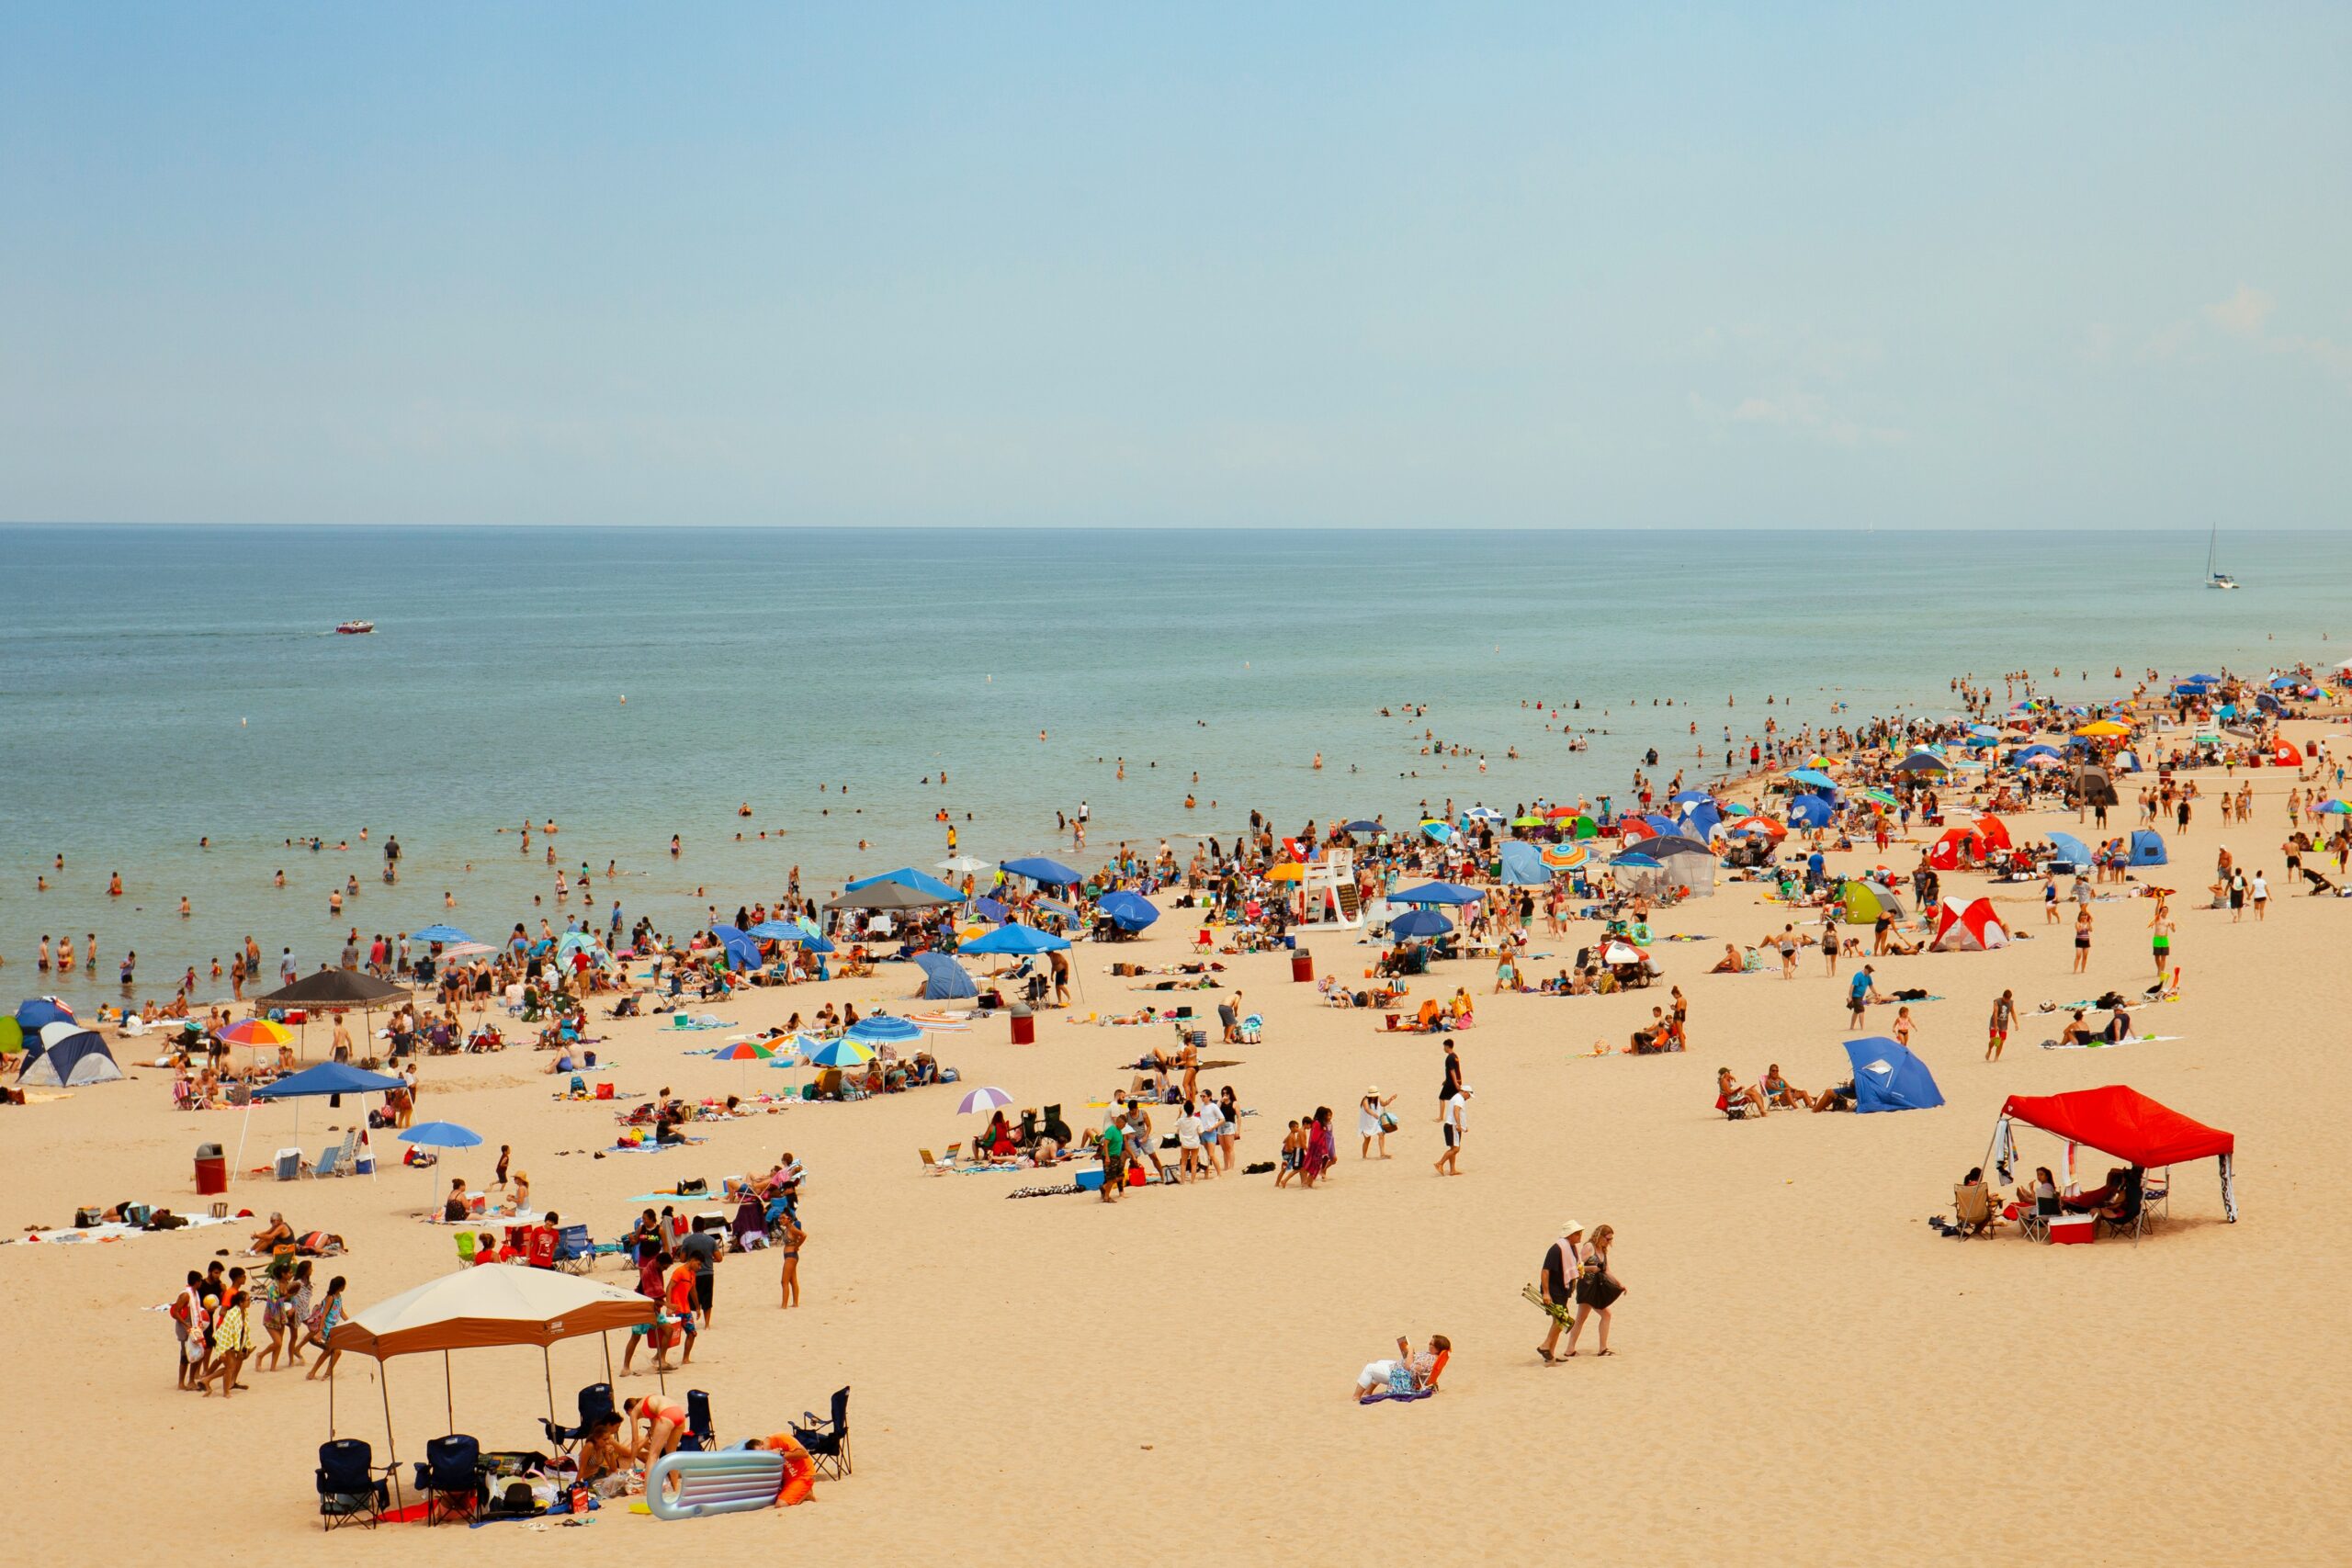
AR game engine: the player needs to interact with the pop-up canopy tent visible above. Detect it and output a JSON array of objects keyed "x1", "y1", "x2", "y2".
[
  {"x1": 824, "y1": 881, "x2": 955, "y2": 912},
  {"x1": 252, "y1": 968, "x2": 411, "y2": 1061},
  {"x1": 844, "y1": 867, "x2": 965, "y2": 902},
  {"x1": 910, "y1": 953, "x2": 978, "y2": 1000},
  {"x1": 1619, "y1": 835, "x2": 1715, "y2": 897},
  {"x1": 1930, "y1": 897, "x2": 2009, "y2": 952},
  {"x1": 1389, "y1": 882, "x2": 1487, "y2": 907},
  {"x1": 2128, "y1": 829, "x2": 2168, "y2": 866},
  {"x1": 1001, "y1": 856, "x2": 1082, "y2": 888},
  {"x1": 1841, "y1": 1037, "x2": 1944, "y2": 1113},
  {"x1": 327, "y1": 1263, "x2": 661, "y2": 1469},
  {"x1": 1989, "y1": 1085, "x2": 2236, "y2": 1223},
  {"x1": 962, "y1": 921, "x2": 1069, "y2": 956},
  {"x1": 233, "y1": 1060, "x2": 403, "y2": 1179},
  {"x1": 16, "y1": 1023, "x2": 122, "y2": 1087}
]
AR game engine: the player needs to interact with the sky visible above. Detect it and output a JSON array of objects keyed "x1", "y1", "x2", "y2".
[{"x1": 2, "y1": 4, "x2": 2347, "y2": 530}]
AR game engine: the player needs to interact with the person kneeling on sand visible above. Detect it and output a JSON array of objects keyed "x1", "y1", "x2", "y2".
[{"x1": 1352, "y1": 1334, "x2": 1450, "y2": 1402}]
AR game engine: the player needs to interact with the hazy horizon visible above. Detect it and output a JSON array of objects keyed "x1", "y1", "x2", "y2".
[{"x1": 4, "y1": 5, "x2": 2346, "y2": 531}]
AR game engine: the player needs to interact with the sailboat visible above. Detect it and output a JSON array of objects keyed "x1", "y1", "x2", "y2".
[{"x1": 2205, "y1": 525, "x2": 2238, "y2": 590}]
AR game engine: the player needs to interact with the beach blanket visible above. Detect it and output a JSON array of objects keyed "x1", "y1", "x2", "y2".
[
  {"x1": 2041, "y1": 1034, "x2": 2181, "y2": 1051},
  {"x1": 605, "y1": 1138, "x2": 705, "y2": 1154},
  {"x1": 11, "y1": 1214, "x2": 231, "y2": 1246},
  {"x1": 667, "y1": 1015, "x2": 729, "y2": 1031}
]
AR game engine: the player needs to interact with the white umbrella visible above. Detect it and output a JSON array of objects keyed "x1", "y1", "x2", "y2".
[
  {"x1": 957, "y1": 1086, "x2": 1013, "y2": 1115},
  {"x1": 935, "y1": 855, "x2": 990, "y2": 874}
]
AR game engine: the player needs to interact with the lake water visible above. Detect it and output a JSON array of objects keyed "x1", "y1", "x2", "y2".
[{"x1": 2, "y1": 524, "x2": 2339, "y2": 995}]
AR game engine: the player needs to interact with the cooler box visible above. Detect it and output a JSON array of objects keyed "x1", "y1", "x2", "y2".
[
  {"x1": 1074, "y1": 1168, "x2": 1104, "y2": 1191},
  {"x1": 2048, "y1": 1214, "x2": 2097, "y2": 1246}
]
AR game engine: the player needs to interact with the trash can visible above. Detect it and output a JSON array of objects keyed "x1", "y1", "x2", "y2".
[
  {"x1": 195, "y1": 1142, "x2": 227, "y2": 1195},
  {"x1": 1009, "y1": 1004, "x2": 1035, "y2": 1045},
  {"x1": 1290, "y1": 947, "x2": 1315, "y2": 983}
]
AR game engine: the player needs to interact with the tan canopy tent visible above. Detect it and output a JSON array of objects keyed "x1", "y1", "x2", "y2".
[{"x1": 326, "y1": 1264, "x2": 658, "y2": 1468}]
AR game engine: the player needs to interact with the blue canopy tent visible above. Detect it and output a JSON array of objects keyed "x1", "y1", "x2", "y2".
[
  {"x1": 1097, "y1": 890, "x2": 1160, "y2": 931},
  {"x1": 1388, "y1": 908, "x2": 1454, "y2": 940},
  {"x1": 16, "y1": 1023, "x2": 121, "y2": 1088},
  {"x1": 1788, "y1": 795, "x2": 1834, "y2": 829},
  {"x1": 1841, "y1": 1037, "x2": 1944, "y2": 1113},
  {"x1": 962, "y1": 922, "x2": 1071, "y2": 956},
  {"x1": 1389, "y1": 883, "x2": 1486, "y2": 907},
  {"x1": 2128, "y1": 829, "x2": 2168, "y2": 866},
  {"x1": 1001, "y1": 857, "x2": 1082, "y2": 888},
  {"x1": 910, "y1": 953, "x2": 978, "y2": 1000},
  {"x1": 844, "y1": 868, "x2": 965, "y2": 903},
  {"x1": 2047, "y1": 831, "x2": 2093, "y2": 872},
  {"x1": 235, "y1": 1060, "x2": 405, "y2": 1179},
  {"x1": 1496, "y1": 843, "x2": 1549, "y2": 886}
]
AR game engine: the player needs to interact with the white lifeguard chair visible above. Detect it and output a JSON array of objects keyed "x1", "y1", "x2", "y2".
[{"x1": 1295, "y1": 848, "x2": 1363, "y2": 930}]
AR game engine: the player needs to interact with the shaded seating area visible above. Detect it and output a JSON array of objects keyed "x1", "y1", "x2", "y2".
[{"x1": 1985, "y1": 1085, "x2": 2235, "y2": 1244}]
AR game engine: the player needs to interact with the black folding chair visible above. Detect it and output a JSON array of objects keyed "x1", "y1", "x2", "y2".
[
  {"x1": 540, "y1": 1382, "x2": 616, "y2": 1455},
  {"x1": 411, "y1": 1434, "x2": 481, "y2": 1526},
  {"x1": 315, "y1": 1438, "x2": 393, "y2": 1531},
  {"x1": 793, "y1": 1386, "x2": 852, "y2": 1479},
  {"x1": 680, "y1": 1388, "x2": 717, "y2": 1451}
]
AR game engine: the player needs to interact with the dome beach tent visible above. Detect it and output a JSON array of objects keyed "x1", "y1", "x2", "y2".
[
  {"x1": 910, "y1": 952, "x2": 978, "y2": 1001},
  {"x1": 1930, "y1": 897, "x2": 2009, "y2": 952},
  {"x1": 16, "y1": 1023, "x2": 122, "y2": 1087},
  {"x1": 1987, "y1": 1085, "x2": 2236, "y2": 1224},
  {"x1": 2046, "y1": 831, "x2": 2094, "y2": 873},
  {"x1": 1841, "y1": 1037, "x2": 1944, "y2": 1112},
  {"x1": 1618, "y1": 835, "x2": 1716, "y2": 897},
  {"x1": 1841, "y1": 881, "x2": 1905, "y2": 926},
  {"x1": 2128, "y1": 830, "x2": 2168, "y2": 866},
  {"x1": 1928, "y1": 828, "x2": 1986, "y2": 872}
]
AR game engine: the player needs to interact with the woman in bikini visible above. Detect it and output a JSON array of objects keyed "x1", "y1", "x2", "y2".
[{"x1": 776, "y1": 1213, "x2": 806, "y2": 1309}]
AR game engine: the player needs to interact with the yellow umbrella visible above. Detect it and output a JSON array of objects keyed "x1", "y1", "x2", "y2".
[
  {"x1": 1265, "y1": 863, "x2": 1305, "y2": 883},
  {"x1": 2074, "y1": 719, "x2": 2131, "y2": 738}
]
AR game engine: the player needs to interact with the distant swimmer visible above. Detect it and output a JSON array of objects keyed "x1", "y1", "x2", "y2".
[
  {"x1": 108, "y1": 871, "x2": 122, "y2": 897},
  {"x1": 1313, "y1": 753, "x2": 1324, "y2": 771},
  {"x1": 739, "y1": 803, "x2": 753, "y2": 817}
]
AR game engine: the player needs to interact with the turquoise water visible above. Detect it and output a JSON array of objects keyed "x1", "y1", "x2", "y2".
[{"x1": 2, "y1": 525, "x2": 2341, "y2": 996}]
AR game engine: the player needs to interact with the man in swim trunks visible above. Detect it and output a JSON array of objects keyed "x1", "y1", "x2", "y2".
[{"x1": 1987, "y1": 988, "x2": 2015, "y2": 1061}]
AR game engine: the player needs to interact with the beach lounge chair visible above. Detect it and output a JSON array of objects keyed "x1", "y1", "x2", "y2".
[
  {"x1": 454, "y1": 1231, "x2": 478, "y2": 1269},
  {"x1": 793, "y1": 1386, "x2": 852, "y2": 1480},
  {"x1": 315, "y1": 1438, "x2": 394, "y2": 1531},
  {"x1": 411, "y1": 1434, "x2": 482, "y2": 1525},
  {"x1": 540, "y1": 1382, "x2": 616, "y2": 1455},
  {"x1": 307, "y1": 1130, "x2": 357, "y2": 1179},
  {"x1": 918, "y1": 1147, "x2": 956, "y2": 1176}
]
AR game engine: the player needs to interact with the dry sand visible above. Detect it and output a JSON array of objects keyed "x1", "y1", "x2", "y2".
[{"x1": 7, "y1": 723, "x2": 2350, "y2": 1565}]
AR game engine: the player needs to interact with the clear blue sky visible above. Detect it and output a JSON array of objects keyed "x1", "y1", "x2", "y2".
[{"x1": 3, "y1": 4, "x2": 2346, "y2": 528}]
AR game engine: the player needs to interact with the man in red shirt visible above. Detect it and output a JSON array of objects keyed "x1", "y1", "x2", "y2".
[{"x1": 661, "y1": 1254, "x2": 701, "y2": 1370}]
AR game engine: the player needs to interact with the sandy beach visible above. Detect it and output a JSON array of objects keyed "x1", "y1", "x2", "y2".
[{"x1": 6, "y1": 702, "x2": 2346, "y2": 1568}]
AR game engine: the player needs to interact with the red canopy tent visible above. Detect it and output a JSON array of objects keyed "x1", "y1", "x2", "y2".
[{"x1": 1993, "y1": 1086, "x2": 2236, "y2": 1222}]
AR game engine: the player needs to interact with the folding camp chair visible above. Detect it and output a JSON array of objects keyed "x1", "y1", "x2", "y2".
[
  {"x1": 315, "y1": 1438, "x2": 394, "y2": 1531},
  {"x1": 679, "y1": 1389, "x2": 717, "y2": 1452},
  {"x1": 2018, "y1": 1194, "x2": 2061, "y2": 1244},
  {"x1": 540, "y1": 1382, "x2": 616, "y2": 1456},
  {"x1": 551, "y1": 1224, "x2": 594, "y2": 1274},
  {"x1": 793, "y1": 1386, "x2": 852, "y2": 1479},
  {"x1": 453, "y1": 1231, "x2": 478, "y2": 1269},
  {"x1": 411, "y1": 1434, "x2": 481, "y2": 1525}
]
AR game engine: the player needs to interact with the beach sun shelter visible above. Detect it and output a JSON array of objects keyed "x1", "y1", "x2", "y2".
[
  {"x1": 2128, "y1": 829, "x2": 2168, "y2": 866},
  {"x1": 1930, "y1": 897, "x2": 2009, "y2": 952},
  {"x1": 1841, "y1": 1037, "x2": 1945, "y2": 1113},
  {"x1": 326, "y1": 1263, "x2": 659, "y2": 1471},
  {"x1": 1840, "y1": 881, "x2": 1905, "y2": 926},
  {"x1": 1989, "y1": 1086, "x2": 2236, "y2": 1224}
]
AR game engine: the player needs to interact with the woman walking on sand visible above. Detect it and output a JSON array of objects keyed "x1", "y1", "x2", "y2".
[
  {"x1": 1562, "y1": 1224, "x2": 1625, "y2": 1357},
  {"x1": 1359, "y1": 1087, "x2": 1397, "y2": 1158}
]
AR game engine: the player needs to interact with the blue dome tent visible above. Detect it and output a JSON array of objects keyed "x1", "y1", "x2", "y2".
[{"x1": 1841, "y1": 1037, "x2": 1944, "y2": 1113}]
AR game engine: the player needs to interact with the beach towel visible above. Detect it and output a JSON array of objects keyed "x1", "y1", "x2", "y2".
[{"x1": 2041, "y1": 1034, "x2": 2181, "y2": 1050}]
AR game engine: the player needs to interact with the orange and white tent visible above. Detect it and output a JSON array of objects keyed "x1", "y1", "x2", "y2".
[
  {"x1": 1930, "y1": 897, "x2": 2009, "y2": 952},
  {"x1": 1973, "y1": 815, "x2": 2013, "y2": 851},
  {"x1": 2271, "y1": 739, "x2": 2303, "y2": 766}
]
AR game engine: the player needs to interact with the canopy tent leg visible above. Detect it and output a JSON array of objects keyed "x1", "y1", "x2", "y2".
[
  {"x1": 603, "y1": 1331, "x2": 614, "y2": 1384},
  {"x1": 328, "y1": 1356, "x2": 336, "y2": 1438},
  {"x1": 445, "y1": 1348, "x2": 454, "y2": 1434},
  {"x1": 543, "y1": 1346, "x2": 557, "y2": 1424}
]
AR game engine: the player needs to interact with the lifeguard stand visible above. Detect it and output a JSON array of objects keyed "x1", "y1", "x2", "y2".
[{"x1": 1295, "y1": 848, "x2": 1363, "y2": 930}]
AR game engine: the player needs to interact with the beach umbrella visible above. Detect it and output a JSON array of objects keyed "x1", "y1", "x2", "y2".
[
  {"x1": 1390, "y1": 882, "x2": 1485, "y2": 907},
  {"x1": 910, "y1": 952, "x2": 979, "y2": 1000},
  {"x1": 410, "y1": 924, "x2": 471, "y2": 945},
  {"x1": 747, "y1": 920, "x2": 804, "y2": 941},
  {"x1": 1538, "y1": 841, "x2": 1589, "y2": 870},
  {"x1": 1860, "y1": 788, "x2": 1899, "y2": 807},
  {"x1": 1098, "y1": 890, "x2": 1159, "y2": 931},
  {"x1": 711, "y1": 1041, "x2": 777, "y2": 1062},
  {"x1": 846, "y1": 1015, "x2": 923, "y2": 1046},
  {"x1": 936, "y1": 854, "x2": 991, "y2": 874},
  {"x1": 1419, "y1": 820, "x2": 1456, "y2": 842},
  {"x1": 400, "y1": 1121, "x2": 483, "y2": 1149},
  {"x1": 957, "y1": 1086, "x2": 1013, "y2": 1115},
  {"x1": 1786, "y1": 768, "x2": 1839, "y2": 789},
  {"x1": 1388, "y1": 908, "x2": 1454, "y2": 940},
  {"x1": 435, "y1": 942, "x2": 497, "y2": 961},
  {"x1": 963, "y1": 922, "x2": 1070, "y2": 956},
  {"x1": 1600, "y1": 940, "x2": 1647, "y2": 965},
  {"x1": 1510, "y1": 815, "x2": 1544, "y2": 828},
  {"x1": 220, "y1": 1018, "x2": 296, "y2": 1049},
  {"x1": 2074, "y1": 719, "x2": 2130, "y2": 738},
  {"x1": 1001, "y1": 856, "x2": 1082, "y2": 887},
  {"x1": 804, "y1": 1038, "x2": 876, "y2": 1068},
  {"x1": 1788, "y1": 795, "x2": 1833, "y2": 828},
  {"x1": 1263, "y1": 863, "x2": 1306, "y2": 882},
  {"x1": 2318, "y1": 800, "x2": 2351, "y2": 816},
  {"x1": 907, "y1": 1011, "x2": 973, "y2": 1032},
  {"x1": 1342, "y1": 820, "x2": 1385, "y2": 835},
  {"x1": 1669, "y1": 790, "x2": 1713, "y2": 807}
]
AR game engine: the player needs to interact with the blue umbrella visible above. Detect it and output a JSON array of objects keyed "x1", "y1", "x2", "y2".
[
  {"x1": 846, "y1": 1015, "x2": 923, "y2": 1045},
  {"x1": 1388, "y1": 908, "x2": 1453, "y2": 939},
  {"x1": 709, "y1": 924, "x2": 763, "y2": 971},
  {"x1": 972, "y1": 897, "x2": 1011, "y2": 923},
  {"x1": 962, "y1": 921, "x2": 1070, "y2": 956},
  {"x1": 1001, "y1": 856, "x2": 1081, "y2": 887},
  {"x1": 410, "y1": 924, "x2": 471, "y2": 945},
  {"x1": 910, "y1": 953, "x2": 978, "y2": 1000},
  {"x1": 399, "y1": 1121, "x2": 483, "y2": 1149},
  {"x1": 747, "y1": 920, "x2": 804, "y2": 941},
  {"x1": 1785, "y1": 768, "x2": 1838, "y2": 789},
  {"x1": 804, "y1": 1037, "x2": 875, "y2": 1067},
  {"x1": 1389, "y1": 882, "x2": 1485, "y2": 907},
  {"x1": 1787, "y1": 795, "x2": 1833, "y2": 828},
  {"x1": 1342, "y1": 820, "x2": 1385, "y2": 834},
  {"x1": 1669, "y1": 790, "x2": 1713, "y2": 807},
  {"x1": 1097, "y1": 890, "x2": 1159, "y2": 931},
  {"x1": 1611, "y1": 852, "x2": 1662, "y2": 869}
]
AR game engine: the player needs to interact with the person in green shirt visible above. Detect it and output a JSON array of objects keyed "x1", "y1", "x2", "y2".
[{"x1": 1097, "y1": 1120, "x2": 1125, "y2": 1204}]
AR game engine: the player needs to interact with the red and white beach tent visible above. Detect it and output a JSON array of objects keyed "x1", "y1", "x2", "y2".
[
  {"x1": 2271, "y1": 739, "x2": 2303, "y2": 766},
  {"x1": 1929, "y1": 897, "x2": 2009, "y2": 952}
]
